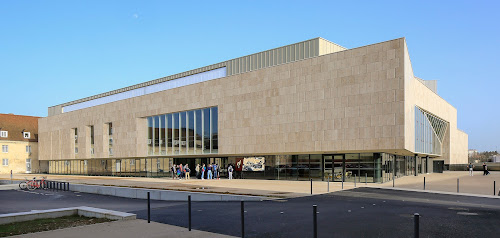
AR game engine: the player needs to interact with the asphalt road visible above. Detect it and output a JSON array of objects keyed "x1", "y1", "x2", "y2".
[{"x1": 1, "y1": 188, "x2": 499, "y2": 238}]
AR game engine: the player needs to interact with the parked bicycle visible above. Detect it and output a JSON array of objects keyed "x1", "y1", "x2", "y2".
[{"x1": 19, "y1": 177, "x2": 47, "y2": 190}]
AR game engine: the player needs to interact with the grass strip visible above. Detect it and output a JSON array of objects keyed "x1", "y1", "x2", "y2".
[{"x1": 0, "y1": 215, "x2": 112, "y2": 237}]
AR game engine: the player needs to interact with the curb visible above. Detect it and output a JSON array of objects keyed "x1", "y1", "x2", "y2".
[
  {"x1": 369, "y1": 186, "x2": 500, "y2": 199},
  {"x1": 68, "y1": 184, "x2": 266, "y2": 202}
]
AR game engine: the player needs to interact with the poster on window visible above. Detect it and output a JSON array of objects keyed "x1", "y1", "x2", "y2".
[
  {"x1": 243, "y1": 157, "x2": 265, "y2": 171},
  {"x1": 235, "y1": 158, "x2": 244, "y2": 171}
]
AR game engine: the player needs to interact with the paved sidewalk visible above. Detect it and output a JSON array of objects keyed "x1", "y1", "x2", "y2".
[
  {"x1": 1, "y1": 171, "x2": 499, "y2": 198},
  {"x1": 376, "y1": 171, "x2": 500, "y2": 196},
  {"x1": 11, "y1": 219, "x2": 235, "y2": 238}
]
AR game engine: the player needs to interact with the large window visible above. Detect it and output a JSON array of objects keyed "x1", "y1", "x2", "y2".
[
  {"x1": 147, "y1": 106, "x2": 218, "y2": 155},
  {"x1": 415, "y1": 106, "x2": 448, "y2": 155},
  {"x1": 2, "y1": 145, "x2": 8, "y2": 153}
]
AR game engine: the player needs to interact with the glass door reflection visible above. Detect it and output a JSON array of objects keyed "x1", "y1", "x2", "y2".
[
  {"x1": 333, "y1": 155, "x2": 344, "y2": 182},
  {"x1": 323, "y1": 155, "x2": 333, "y2": 181}
]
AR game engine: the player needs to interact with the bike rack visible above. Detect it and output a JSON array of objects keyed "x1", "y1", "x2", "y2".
[{"x1": 46, "y1": 180, "x2": 70, "y2": 191}]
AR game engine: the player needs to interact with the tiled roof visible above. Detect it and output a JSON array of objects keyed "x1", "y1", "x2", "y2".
[{"x1": 0, "y1": 113, "x2": 40, "y2": 142}]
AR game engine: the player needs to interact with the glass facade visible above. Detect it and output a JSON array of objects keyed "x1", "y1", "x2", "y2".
[
  {"x1": 47, "y1": 152, "x2": 423, "y2": 183},
  {"x1": 147, "y1": 106, "x2": 218, "y2": 156},
  {"x1": 415, "y1": 106, "x2": 448, "y2": 155}
]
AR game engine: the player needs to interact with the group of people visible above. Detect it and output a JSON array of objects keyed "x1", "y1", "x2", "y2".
[
  {"x1": 171, "y1": 164, "x2": 191, "y2": 180},
  {"x1": 467, "y1": 162, "x2": 490, "y2": 176},
  {"x1": 196, "y1": 163, "x2": 220, "y2": 180},
  {"x1": 170, "y1": 163, "x2": 235, "y2": 180}
]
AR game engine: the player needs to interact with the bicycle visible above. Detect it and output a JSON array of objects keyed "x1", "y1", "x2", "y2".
[
  {"x1": 19, "y1": 177, "x2": 47, "y2": 190},
  {"x1": 18, "y1": 178, "x2": 29, "y2": 190}
]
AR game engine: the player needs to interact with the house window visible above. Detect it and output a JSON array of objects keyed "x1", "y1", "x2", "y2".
[
  {"x1": 23, "y1": 132, "x2": 30, "y2": 139},
  {"x1": 26, "y1": 145, "x2": 32, "y2": 153},
  {"x1": 0, "y1": 131, "x2": 7, "y2": 138},
  {"x1": 2, "y1": 145, "x2": 8, "y2": 153},
  {"x1": 130, "y1": 159, "x2": 135, "y2": 165},
  {"x1": 2, "y1": 158, "x2": 7, "y2": 166},
  {"x1": 75, "y1": 147, "x2": 79, "y2": 154}
]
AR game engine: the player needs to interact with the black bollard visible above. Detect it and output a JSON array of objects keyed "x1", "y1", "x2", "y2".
[
  {"x1": 188, "y1": 195, "x2": 191, "y2": 231},
  {"x1": 147, "y1": 192, "x2": 151, "y2": 223},
  {"x1": 310, "y1": 179, "x2": 313, "y2": 195},
  {"x1": 241, "y1": 201, "x2": 245, "y2": 238},
  {"x1": 327, "y1": 177, "x2": 329, "y2": 193},
  {"x1": 424, "y1": 177, "x2": 426, "y2": 190},
  {"x1": 365, "y1": 173, "x2": 367, "y2": 184},
  {"x1": 457, "y1": 178, "x2": 459, "y2": 193},
  {"x1": 494, "y1": 181, "x2": 496, "y2": 196},
  {"x1": 414, "y1": 213, "x2": 420, "y2": 238},
  {"x1": 313, "y1": 205, "x2": 318, "y2": 238}
]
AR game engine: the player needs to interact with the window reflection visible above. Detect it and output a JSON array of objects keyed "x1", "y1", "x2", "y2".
[{"x1": 146, "y1": 106, "x2": 218, "y2": 155}]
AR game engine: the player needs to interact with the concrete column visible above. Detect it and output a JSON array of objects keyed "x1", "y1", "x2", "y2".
[
  {"x1": 414, "y1": 154, "x2": 418, "y2": 176},
  {"x1": 425, "y1": 156, "x2": 429, "y2": 173}
]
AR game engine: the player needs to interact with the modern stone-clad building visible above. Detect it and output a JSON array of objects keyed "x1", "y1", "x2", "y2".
[
  {"x1": 39, "y1": 37, "x2": 468, "y2": 182},
  {"x1": 1, "y1": 113, "x2": 45, "y2": 174}
]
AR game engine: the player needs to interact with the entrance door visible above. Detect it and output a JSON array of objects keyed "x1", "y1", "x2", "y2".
[
  {"x1": 323, "y1": 155, "x2": 344, "y2": 182},
  {"x1": 323, "y1": 155, "x2": 333, "y2": 181},
  {"x1": 333, "y1": 155, "x2": 345, "y2": 181},
  {"x1": 26, "y1": 159, "x2": 32, "y2": 173},
  {"x1": 116, "y1": 160, "x2": 121, "y2": 173}
]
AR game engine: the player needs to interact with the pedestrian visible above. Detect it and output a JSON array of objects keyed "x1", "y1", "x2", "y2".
[
  {"x1": 467, "y1": 163, "x2": 474, "y2": 176},
  {"x1": 213, "y1": 163, "x2": 218, "y2": 179},
  {"x1": 483, "y1": 163, "x2": 489, "y2": 176},
  {"x1": 195, "y1": 164, "x2": 200, "y2": 179},
  {"x1": 208, "y1": 164, "x2": 213, "y2": 179},
  {"x1": 201, "y1": 164, "x2": 206, "y2": 180},
  {"x1": 228, "y1": 165, "x2": 233, "y2": 180},
  {"x1": 179, "y1": 164, "x2": 184, "y2": 179},
  {"x1": 185, "y1": 164, "x2": 190, "y2": 179},
  {"x1": 171, "y1": 164, "x2": 177, "y2": 179}
]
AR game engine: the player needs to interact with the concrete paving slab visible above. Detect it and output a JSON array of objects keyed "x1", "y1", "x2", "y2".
[{"x1": 10, "y1": 219, "x2": 236, "y2": 238}]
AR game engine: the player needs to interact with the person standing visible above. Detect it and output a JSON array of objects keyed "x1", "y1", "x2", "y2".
[
  {"x1": 179, "y1": 164, "x2": 184, "y2": 179},
  {"x1": 171, "y1": 164, "x2": 177, "y2": 180},
  {"x1": 228, "y1": 165, "x2": 233, "y2": 180},
  {"x1": 195, "y1": 164, "x2": 200, "y2": 179},
  {"x1": 467, "y1": 163, "x2": 474, "y2": 176},
  {"x1": 201, "y1": 164, "x2": 206, "y2": 180},
  {"x1": 213, "y1": 164, "x2": 218, "y2": 179},
  {"x1": 208, "y1": 164, "x2": 213, "y2": 179},
  {"x1": 185, "y1": 164, "x2": 190, "y2": 179}
]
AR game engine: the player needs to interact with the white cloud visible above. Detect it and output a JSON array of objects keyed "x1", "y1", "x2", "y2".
[{"x1": 132, "y1": 13, "x2": 139, "y2": 19}]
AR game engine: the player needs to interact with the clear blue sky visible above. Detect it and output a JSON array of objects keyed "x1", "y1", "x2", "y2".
[{"x1": 1, "y1": 1, "x2": 499, "y2": 152}]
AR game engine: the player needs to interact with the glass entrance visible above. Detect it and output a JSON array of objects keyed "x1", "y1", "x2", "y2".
[
  {"x1": 323, "y1": 155, "x2": 333, "y2": 181},
  {"x1": 323, "y1": 155, "x2": 344, "y2": 182}
]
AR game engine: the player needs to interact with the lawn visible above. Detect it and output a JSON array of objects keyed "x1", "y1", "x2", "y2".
[{"x1": 0, "y1": 215, "x2": 112, "y2": 237}]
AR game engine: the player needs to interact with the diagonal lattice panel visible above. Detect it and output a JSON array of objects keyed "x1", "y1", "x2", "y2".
[{"x1": 424, "y1": 113, "x2": 448, "y2": 143}]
